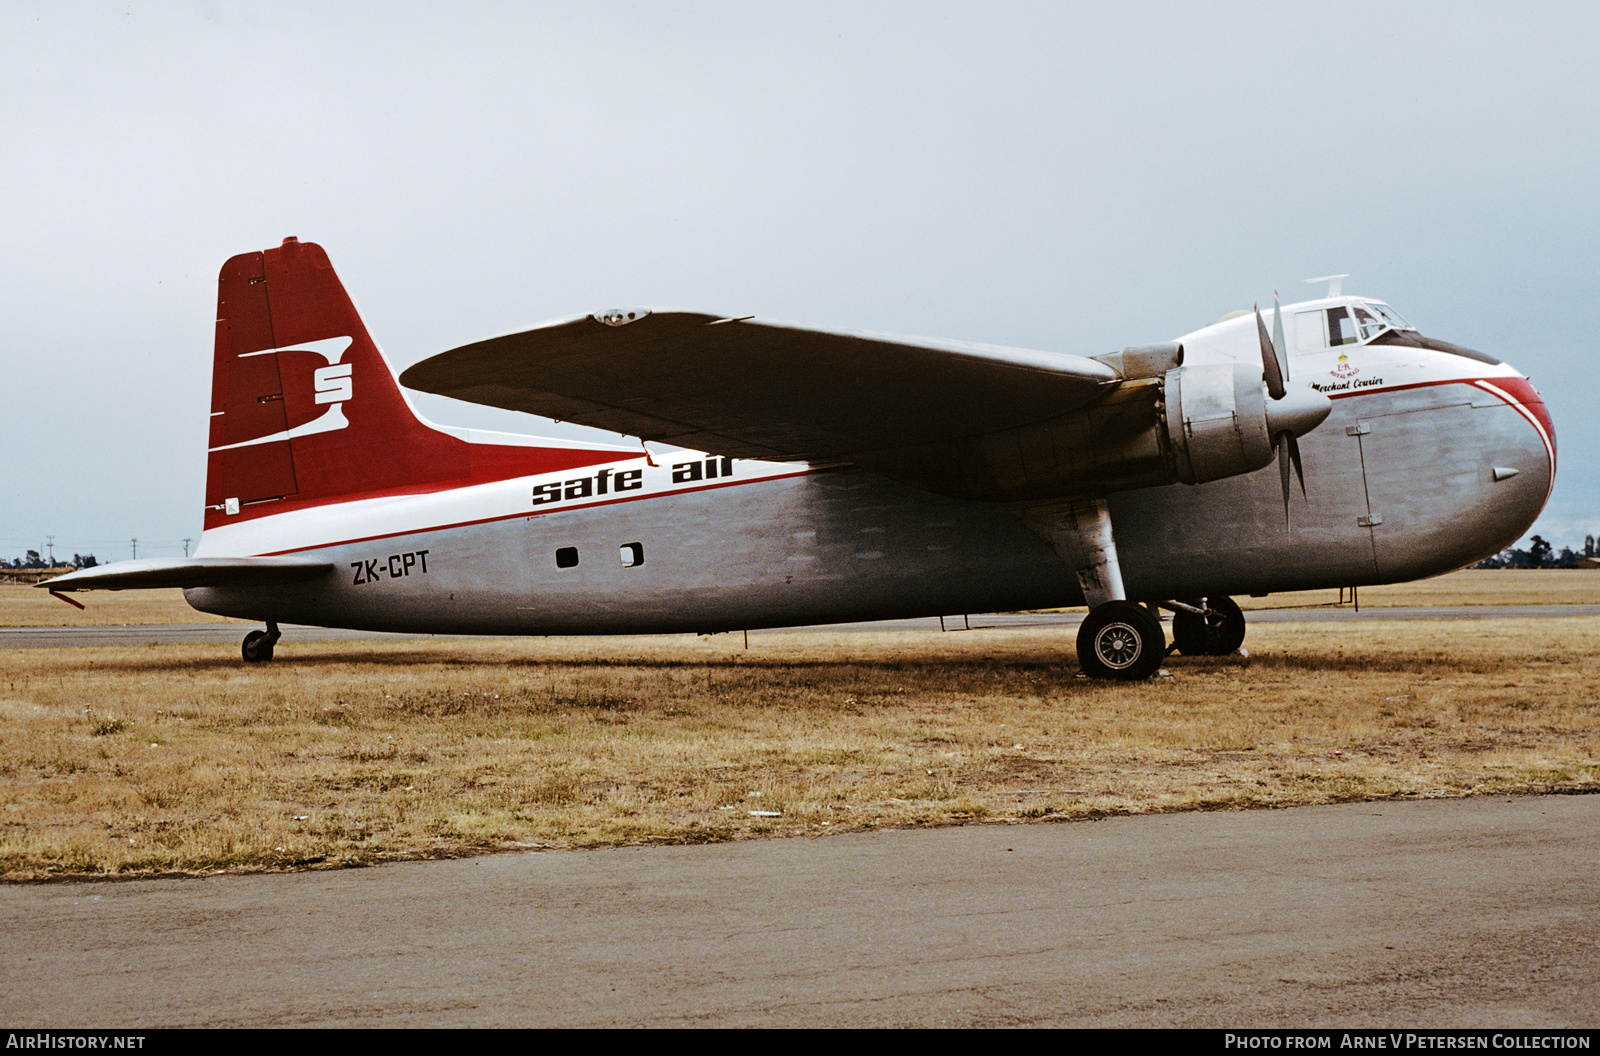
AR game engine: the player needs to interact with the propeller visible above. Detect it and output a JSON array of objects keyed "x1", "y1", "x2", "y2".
[{"x1": 1254, "y1": 295, "x2": 1329, "y2": 519}]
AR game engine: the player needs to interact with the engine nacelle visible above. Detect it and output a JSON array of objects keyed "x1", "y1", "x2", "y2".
[
  {"x1": 1162, "y1": 363, "x2": 1277, "y2": 485},
  {"x1": 855, "y1": 361, "x2": 1329, "y2": 503}
]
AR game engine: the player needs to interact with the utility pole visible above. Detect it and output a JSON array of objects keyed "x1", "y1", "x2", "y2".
[
  {"x1": 183, "y1": 538, "x2": 192, "y2": 558},
  {"x1": 46, "y1": 536, "x2": 54, "y2": 566},
  {"x1": 131, "y1": 538, "x2": 137, "y2": 560}
]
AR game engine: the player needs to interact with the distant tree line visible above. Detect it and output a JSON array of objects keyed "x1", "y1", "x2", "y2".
[
  {"x1": 1473, "y1": 534, "x2": 1597, "y2": 569},
  {"x1": 1, "y1": 552, "x2": 97, "y2": 569}
]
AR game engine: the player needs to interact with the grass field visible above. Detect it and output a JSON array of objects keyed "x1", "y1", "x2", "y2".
[
  {"x1": 1237, "y1": 569, "x2": 1600, "y2": 609},
  {"x1": 2, "y1": 584, "x2": 243, "y2": 627},
  {"x1": 2, "y1": 573, "x2": 1597, "y2": 881}
]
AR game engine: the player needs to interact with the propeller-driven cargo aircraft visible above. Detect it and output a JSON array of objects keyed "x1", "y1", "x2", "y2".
[{"x1": 42, "y1": 240, "x2": 1555, "y2": 679}]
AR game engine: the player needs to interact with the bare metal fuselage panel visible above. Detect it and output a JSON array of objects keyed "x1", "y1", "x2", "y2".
[{"x1": 186, "y1": 376, "x2": 1549, "y2": 635}]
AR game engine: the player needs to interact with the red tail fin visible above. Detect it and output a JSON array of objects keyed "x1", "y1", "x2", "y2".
[{"x1": 205, "y1": 238, "x2": 621, "y2": 530}]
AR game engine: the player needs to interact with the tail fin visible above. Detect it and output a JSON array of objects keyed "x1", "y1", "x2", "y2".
[{"x1": 205, "y1": 238, "x2": 620, "y2": 530}]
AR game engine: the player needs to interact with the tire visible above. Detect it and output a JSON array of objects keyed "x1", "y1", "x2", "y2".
[
  {"x1": 1171, "y1": 596, "x2": 1246, "y2": 657},
  {"x1": 1076, "y1": 601, "x2": 1165, "y2": 681},
  {"x1": 241, "y1": 629, "x2": 275, "y2": 663}
]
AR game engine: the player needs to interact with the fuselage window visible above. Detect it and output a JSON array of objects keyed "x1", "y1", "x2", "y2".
[
  {"x1": 619, "y1": 542, "x2": 644, "y2": 567},
  {"x1": 1292, "y1": 310, "x2": 1324, "y2": 353},
  {"x1": 555, "y1": 546, "x2": 579, "y2": 568},
  {"x1": 1327, "y1": 306, "x2": 1357, "y2": 346}
]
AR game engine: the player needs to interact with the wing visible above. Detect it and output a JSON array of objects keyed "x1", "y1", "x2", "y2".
[
  {"x1": 39, "y1": 557, "x2": 335, "y2": 592},
  {"x1": 399, "y1": 311, "x2": 1121, "y2": 463}
]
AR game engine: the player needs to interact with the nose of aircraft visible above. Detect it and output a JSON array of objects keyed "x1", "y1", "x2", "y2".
[
  {"x1": 1363, "y1": 365, "x2": 1554, "y2": 580},
  {"x1": 1484, "y1": 368, "x2": 1557, "y2": 528},
  {"x1": 1492, "y1": 371, "x2": 1557, "y2": 471}
]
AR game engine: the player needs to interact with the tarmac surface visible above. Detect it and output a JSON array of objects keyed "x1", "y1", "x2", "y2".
[{"x1": 4, "y1": 795, "x2": 1598, "y2": 1028}]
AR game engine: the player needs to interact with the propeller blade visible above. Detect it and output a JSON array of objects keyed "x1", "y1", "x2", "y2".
[
  {"x1": 1274, "y1": 432, "x2": 1310, "y2": 521},
  {"x1": 1255, "y1": 303, "x2": 1286, "y2": 400},
  {"x1": 1288, "y1": 433, "x2": 1307, "y2": 498},
  {"x1": 1278, "y1": 433, "x2": 1292, "y2": 517},
  {"x1": 1272, "y1": 294, "x2": 1287, "y2": 385}
]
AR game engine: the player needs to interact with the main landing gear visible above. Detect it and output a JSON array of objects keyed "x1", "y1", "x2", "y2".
[
  {"x1": 1018, "y1": 498, "x2": 1247, "y2": 682},
  {"x1": 1168, "y1": 596, "x2": 1246, "y2": 657},
  {"x1": 241, "y1": 622, "x2": 281, "y2": 663},
  {"x1": 1076, "y1": 601, "x2": 1165, "y2": 681},
  {"x1": 1073, "y1": 598, "x2": 1248, "y2": 680}
]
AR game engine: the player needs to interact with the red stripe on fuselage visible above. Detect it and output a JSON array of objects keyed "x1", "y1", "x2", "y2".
[
  {"x1": 251, "y1": 465, "x2": 824, "y2": 556},
  {"x1": 1328, "y1": 374, "x2": 1556, "y2": 487},
  {"x1": 211, "y1": 442, "x2": 635, "y2": 528}
]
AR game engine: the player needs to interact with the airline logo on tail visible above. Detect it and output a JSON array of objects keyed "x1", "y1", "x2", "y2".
[{"x1": 209, "y1": 336, "x2": 355, "y2": 452}]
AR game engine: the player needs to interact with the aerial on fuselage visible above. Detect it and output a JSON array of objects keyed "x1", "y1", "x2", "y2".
[{"x1": 42, "y1": 241, "x2": 1554, "y2": 680}]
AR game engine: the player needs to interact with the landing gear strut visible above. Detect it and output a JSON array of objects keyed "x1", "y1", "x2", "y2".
[
  {"x1": 1017, "y1": 497, "x2": 1168, "y2": 681},
  {"x1": 241, "y1": 622, "x2": 281, "y2": 663}
]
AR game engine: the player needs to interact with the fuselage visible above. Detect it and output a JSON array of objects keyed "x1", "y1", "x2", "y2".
[{"x1": 186, "y1": 295, "x2": 1553, "y2": 634}]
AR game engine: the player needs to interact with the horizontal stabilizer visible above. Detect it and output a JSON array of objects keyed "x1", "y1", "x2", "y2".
[{"x1": 37, "y1": 557, "x2": 335, "y2": 592}]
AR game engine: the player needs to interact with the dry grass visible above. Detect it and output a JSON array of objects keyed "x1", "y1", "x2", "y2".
[
  {"x1": 1238, "y1": 568, "x2": 1600, "y2": 610},
  {"x1": 3, "y1": 613, "x2": 1596, "y2": 880},
  {"x1": 1, "y1": 584, "x2": 242, "y2": 627}
]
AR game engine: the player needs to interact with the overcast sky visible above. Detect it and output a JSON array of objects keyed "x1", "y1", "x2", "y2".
[{"x1": 3, "y1": 1, "x2": 1596, "y2": 563}]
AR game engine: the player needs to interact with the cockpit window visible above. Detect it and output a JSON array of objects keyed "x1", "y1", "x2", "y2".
[
  {"x1": 1352, "y1": 305, "x2": 1386, "y2": 341},
  {"x1": 1327, "y1": 306, "x2": 1357, "y2": 346},
  {"x1": 1365, "y1": 302, "x2": 1413, "y2": 330},
  {"x1": 1295, "y1": 301, "x2": 1420, "y2": 353}
]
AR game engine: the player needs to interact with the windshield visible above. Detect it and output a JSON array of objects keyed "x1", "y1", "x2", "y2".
[
  {"x1": 1298, "y1": 300, "x2": 1419, "y2": 352},
  {"x1": 1365, "y1": 302, "x2": 1413, "y2": 331},
  {"x1": 1352, "y1": 305, "x2": 1386, "y2": 341}
]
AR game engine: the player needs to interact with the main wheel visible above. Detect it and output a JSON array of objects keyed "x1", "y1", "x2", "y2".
[
  {"x1": 241, "y1": 629, "x2": 275, "y2": 663},
  {"x1": 1171, "y1": 596, "x2": 1246, "y2": 656},
  {"x1": 1076, "y1": 601, "x2": 1165, "y2": 681}
]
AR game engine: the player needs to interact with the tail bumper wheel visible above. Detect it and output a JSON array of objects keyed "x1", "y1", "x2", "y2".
[
  {"x1": 241, "y1": 622, "x2": 281, "y2": 663},
  {"x1": 1076, "y1": 601, "x2": 1166, "y2": 681},
  {"x1": 1171, "y1": 596, "x2": 1246, "y2": 656}
]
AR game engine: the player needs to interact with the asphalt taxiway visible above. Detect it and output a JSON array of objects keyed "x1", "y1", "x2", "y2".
[{"x1": 3, "y1": 795, "x2": 1597, "y2": 1027}]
